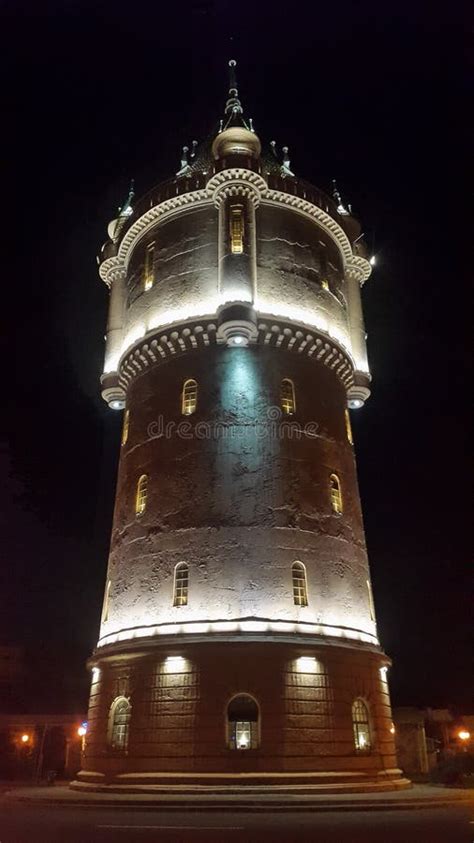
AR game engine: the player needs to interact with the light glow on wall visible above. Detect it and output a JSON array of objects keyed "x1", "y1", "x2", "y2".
[
  {"x1": 296, "y1": 656, "x2": 317, "y2": 672},
  {"x1": 97, "y1": 617, "x2": 379, "y2": 649},
  {"x1": 91, "y1": 667, "x2": 100, "y2": 683},
  {"x1": 379, "y1": 666, "x2": 389, "y2": 682},
  {"x1": 164, "y1": 655, "x2": 186, "y2": 672}
]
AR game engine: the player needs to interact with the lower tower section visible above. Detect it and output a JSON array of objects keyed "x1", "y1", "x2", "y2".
[{"x1": 75, "y1": 637, "x2": 408, "y2": 791}]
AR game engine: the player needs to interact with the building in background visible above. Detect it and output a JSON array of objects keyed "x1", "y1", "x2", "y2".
[{"x1": 74, "y1": 62, "x2": 409, "y2": 793}]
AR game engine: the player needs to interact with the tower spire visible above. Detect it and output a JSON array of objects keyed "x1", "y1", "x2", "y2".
[{"x1": 224, "y1": 59, "x2": 243, "y2": 117}]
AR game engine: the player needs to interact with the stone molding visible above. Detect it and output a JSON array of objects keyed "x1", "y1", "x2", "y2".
[
  {"x1": 99, "y1": 169, "x2": 371, "y2": 288},
  {"x1": 117, "y1": 318, "x2": 354, "y2": 391}
]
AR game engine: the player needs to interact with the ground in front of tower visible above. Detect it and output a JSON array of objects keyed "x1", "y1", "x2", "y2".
[{"x1": 1, "y1": 787, "x2": 474, "y2": 843}]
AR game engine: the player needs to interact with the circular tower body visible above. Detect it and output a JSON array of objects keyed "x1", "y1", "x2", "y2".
[{"x1": 75, "y1": 70, "x2": 407, "y2": 792}]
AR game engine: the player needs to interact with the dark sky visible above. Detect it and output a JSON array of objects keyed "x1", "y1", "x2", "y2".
[{"x1": 0, "y1": 1, "x2": 471, "y2": 713}]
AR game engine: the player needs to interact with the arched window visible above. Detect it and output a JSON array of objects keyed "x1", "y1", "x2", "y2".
[
  {"x1": 352, "y1": 699, "x2": 371, "y2": 752},
  {"x1": 181, "y1": 379, "x2": 198, "y2": 416},
  {"x1": 227, "y1": 694, "x2": 259, "y2": 750},
  {"x1": 280, "y1": 379, "x2": 296, "y2": 415},
  {"x1": 329, "y1": 473, "x2": 343, "y2": 514},
  {"x1": 229, "y1": 204, "x2": 244, "y2": 254},
  {"x1": 143, "y1": 241, "x2": 155, "y2": 291},
  {"x1": 108, "y1": 697, "x2": 131, "y2": 751},
  {"x1": 135, "y1": 474, "x2": 148, "y2": 516},
  {"x1": 121, "y1": 409, "x2": 130, "y2": 446},
  {"x1": 292, "y1": 561, "x2": 308, "y2": 607},
  {"x1": 344, "y1": 409, "x2": 353, "y2": 445},
  {"x1": 102, "y1": 579, "x2": 111, "y2": 623},
  {"x1": 173, "y1": 562, "x2": 189, "y2": 607}
]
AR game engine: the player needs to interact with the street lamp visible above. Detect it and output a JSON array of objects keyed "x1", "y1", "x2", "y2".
[
  {"x1": 458, "y1": 729, "x2": 470, "y2": 742},
  {"x1": 20, "y1": 734, "x2": 30, "y2": 744},
  {"x1": 77, "y1": 722, "x2": 88, "y2": 751}
]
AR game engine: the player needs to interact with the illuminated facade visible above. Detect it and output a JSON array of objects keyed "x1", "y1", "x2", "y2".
[{"x1": 75, "y1": 62, "x2": 408, "y2": 792}]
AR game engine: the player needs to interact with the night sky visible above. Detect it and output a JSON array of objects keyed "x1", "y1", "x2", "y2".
[{"x1": 0, "y1": 1, "x2": 470, "y2": 713}]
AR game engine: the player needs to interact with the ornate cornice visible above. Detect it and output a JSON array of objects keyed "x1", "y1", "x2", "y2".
[
  {"x1": 117, "y1": 318, "x2": 354, "y2": 392},
  {"x1": 99, "y1": 168, "x2": 371, "y2": 286}
]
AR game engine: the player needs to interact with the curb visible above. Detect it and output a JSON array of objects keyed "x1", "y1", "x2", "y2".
[{"x1": 3, "y1": 791, "x2": 474, "y2": 813}]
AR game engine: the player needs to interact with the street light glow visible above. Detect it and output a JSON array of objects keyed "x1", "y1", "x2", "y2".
[
  {"x1": 21, "y1": 733, "x2": 30, "y2": 743},
  {"x1": 458, "y1": 729, "x2": 470, "y2": 741}
]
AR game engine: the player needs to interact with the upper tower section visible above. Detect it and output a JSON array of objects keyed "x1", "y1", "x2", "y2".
[{"x1": 98, "y1": 61, "x2": 372, "y2": 412}]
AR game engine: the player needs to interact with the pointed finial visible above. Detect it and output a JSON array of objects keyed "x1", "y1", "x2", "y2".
[
  {"x1": 225, "y1": 58, "x2": 243, "y2": 115},
  {"x1": 219, "y1": 119, "x2": 223, "y2": 133},
  {"x1": 281, "y1": 146, "x2": 294, "y2": 176},
  {"x1": 270, "y1": 140, "x2": 277, "y2": 157},
  {"x1": 180, "y1": 145, "x2": 189, "y2": 170},
  {"x1": 249, "y1": 118, "x2": 254, "y2": 132},
  {"x1": 228, "y1": 59, "x2": 238, "y2": 95},
  {"x1": 118, "y1": 180, "x2": 135, "y2": 218},
  {"x1": 191, "y1": 140, "x2": 198, "y2": 158},
  {"x1": 332, "y1": 179, "x2": 350, "y2": 215}
]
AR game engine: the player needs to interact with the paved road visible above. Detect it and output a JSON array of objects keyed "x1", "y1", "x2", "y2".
[{"x1": 0, "y1": 803, "x2": 473, "y2": 843}]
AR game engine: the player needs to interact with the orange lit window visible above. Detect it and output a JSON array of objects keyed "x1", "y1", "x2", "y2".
[
  {"x1": 173, "y1": 562, "x2": 189, "y2": 607},
  {"x1": 352, "y1": 699, "x2": 371, "y2": 752},
  {"x1": 230, "y1": 204, "x2": 244, "y2": 254},
  {"x1": 143, "y1": 242, "x2": 155, "y2": 290},
  {"x1": 135, "y1": 474, "x2": 148, "y2": 516},
  {"x1": 227, "y1": 694, "x2": 259, "y2": 750},
  {"x1": 329, "y1": 473, "x2": 343, "y2": 514},
  {"x1": 121, "y1": 409, "x2": 130, "y2": 446},
  {"x1": 292, "y1": 561, "x2": 308, "y2": 607},
  {"x1": 108, "y1": 697, "x2": 131, "y2": 751},
  {"x1": 345, "y1": 409, "x2": 353, "y2": 445},
  {"x1": 181, "y1": 379, "x2": 198, "y2": 415},
  {"x1": 280, "y1": 379, "x2": 296, "y2": 415}
]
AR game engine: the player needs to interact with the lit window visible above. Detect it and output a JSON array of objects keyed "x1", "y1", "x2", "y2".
[
  {"x1": 135, "y1": 474, "x2": 148, "y2": 516},
  {"x1": 321, "y1": 278, "x2": 329, "y2": 291},
  {"x1": 227, "y1": 694, "x2": 259, "y2": 750},
  {"x1": 292, "y1": 561, "x2": 308, "y2": 607},
  {"x1": 121, "y1": 409, "x2": 130, "y2": 446},
  {"x1": 367, "y1": 579, "x2": 376, "y2": 622},
  {"x1": 352, "y1": 699, "x2": 371, "y2": 752},
  {"x1": 108, "y1": 697, "x2": 131, "y2": 751},
  {"x1": 102, "y1": 579, "x2": 111, "y2": 623},
  {"x1": 329, "y1": 473, "x2": 343, "y2": 514},
  {"x1": 345, "y1": 409, "x2": 353, "y2": 445},
  {"x1": 230, "y1": 204, "x2": 244, "y2": 254},
  {"x1": 143, "y1": 242, "x2": 155, "y2": 291},
  {"x1": 181, "y1": 379, "x2": 198, "y2": 416},
  {"x1": 173, "y1": 562, "x2": 189, "y2": 607},
  {"x1": 280, "y1": 379, "x2": 296, "y2": 415}
]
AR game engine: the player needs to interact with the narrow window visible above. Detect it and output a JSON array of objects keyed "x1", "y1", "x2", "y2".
[
  {"x1": 227, "y1": 694, "x2": 259, "y2": 750},
  {"x1": 292, "y1": 561, "x2": 308, "y2": 607},
  {"x1": 329, "y1": 473, "x2": 343, "y2": 514},
  {"x1": 345, "y1": 409, "x2": 353, "y2": 445},
  {"x1": 280, "y1": 379, "x2": 296, "y2": 415},
  {"x1": 367, "y1": 579, "x2": 376, "y2": 622},
  {"x1": 108, "y1": 697, "x2": 131, "y2": 751},
  {"x1": 230, "y1": 204, "x2": 244, "y2": 254},
  {"x1": 135, "y1": 474, "x2": 148, "y2": 516},
  {"x1": 181, "y1": 379, "x2": 198, "y2": 416},
  {"x1": 121, "y1": 409, "x2": 130, "y2": 446},
  {"x1": 352, "y1": 699, "x2": 371, "y2": 752},
  {"x1": 173, "y1": 562, "x2": 189, "y2": 607},
  {"x1": 102, "y1": 579, "x2": 111, "y2": 623},
  {"x1": 143, "y1": 242, "x2": 155, "y2": 291}
]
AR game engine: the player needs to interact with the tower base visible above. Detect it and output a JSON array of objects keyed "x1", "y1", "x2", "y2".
[{"x1": 77, "y1": 637, "x2": 407, "y2": 793}]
